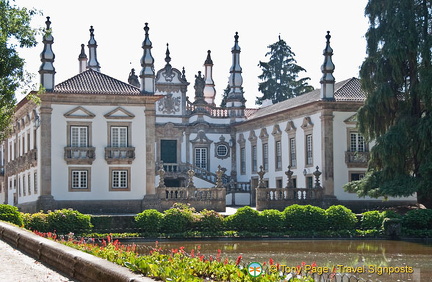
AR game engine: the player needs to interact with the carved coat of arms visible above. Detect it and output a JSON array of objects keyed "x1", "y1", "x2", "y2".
[{"x1": 158, "y1": 93, "x2": 181, "y2": 114}]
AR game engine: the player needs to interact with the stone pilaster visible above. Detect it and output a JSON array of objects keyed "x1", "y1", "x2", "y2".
[
  {"x1": 144, "y1": 104, "x2": 156, "y2": 195},
  {"x1": 37, "y1": 105, "x2": 55, "y2": 210},
  {"x1": 320, "y1": 109, "x2": 335, "y2": 197}
]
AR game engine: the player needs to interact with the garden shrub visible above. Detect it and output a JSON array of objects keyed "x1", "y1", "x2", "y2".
[
  {"x1": 24, "y1": 211, "x2": 49, "y2": 232},
  {"x1": 382, "y1": 210, "x2": 402, "y2": 220},
  {"x1": 326, "y1": 205, "x2": 357, "y2": 230},
  {"x1": 0, "y1": 204, "x2": 23, "y2": 226},
  {"x1": 402, "y1": 209, "x2": 432, "y2": 230},
  {"x1": 161, "y1": 203, "x2": 196, "y2": 233},
  {"x1": 196, "y1": 209, "x2": 224, "y2": 232},
  {"x1": 225, "y1": 206, "x2": 259, "y2": 232},
  {"x1": 361, "y1": 211, "x2": 384, "y2": 230},
  {"x1": 283, "y1": 204, "x2": 327, "y2": 231},
  {"x1": 135, "y1": 209, "x2": 163, "y2": 233},
  {"x1": 259, "y1": 209, "x2": 284, "y2": 232},
  {"x1": 47, "y1": 209, "x2": 93, "y2": 234}
]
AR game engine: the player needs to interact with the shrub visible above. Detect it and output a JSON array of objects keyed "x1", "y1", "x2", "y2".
[
  {"x1": 402, "y1": 209, "x2": 432, "y2": 230},
  {"x1": 259, "y1": 209, "x2": 284, "y2": 232},
  {"x1": 225, "y1": 206, "x2": 259, "y2": 232},
  {"x1": 0, "y1": 204, "x2": 23, "y2": 226},
  {"x1": 47, "y1": 209, "x2": 93, "y2": 234},
  {"x1": 361, "y1": 211, "x2": 384, "y2": 230},
  {"x1": 382, "y1": 210, "x2": 402, "y2": 219},
  {"x1": 326, "y1": 205, "x2": 357, "y2": 230},
  {"x1": 283, "y1": 205, "x2": 327, "y2": 231},
  {"x1": 135, "y1": 209, "x2": 163, "y2": 233},
  {"x1": 24, "y1": 211, "x2": 49, "y2": 232},
  {"x1": 196, "y1": 209, "x2": 224, "y2": 232},
  {"x1": 161, "y1": 203, "x2": 196, "y2": 233}
]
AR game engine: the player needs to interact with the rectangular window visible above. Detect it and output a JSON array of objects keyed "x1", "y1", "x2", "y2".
[
  {"x1": 289, "y1": 138, "x2": 297, "y2": 167},
  {"x1": 22, "y1": 175, "x2": 26, "y2": 196},
  {"x1": 111, "y1": 126, "x2": 128, "y2": 147},
  {"x1": 28, "y1": 173, "x2": 31, "y2": 195},
  {"x1": 71, "y1": 126, "x2": 88, "y2": 147},
  {"x1": 112, "y1": 170, "x2": 128, "y2": 189},
  {"x1": 33, "y1": 129, "x2": 37, "y2": 149},
  {"x1": 263, "y1": 143, "x2": 269, "y2": 170},
  {"x1": 240, "y1": 147, "x2": 246, "y2": 174},
  {"x1": 350, "y1": 172, "x2": 365, "y2": 181},
  {"x1": 34, "y1": 172, "x2": 38, "y2": 193},
  {"x1": 306, "y1": 176, "x2": 313, "y2": 188},
  {"x1": 252, "y1": 145, "x2": 257, "y2": 172},
  {"x1": 27, "y1": 131, "x2": 30, "y2": 152},
  {"x1": 195, "y1": 147, "x2": 207, "y2": 169},
  {"x1": 350, "y1": 132, "x2": 365, "y2": 152},
  {"x1": 276, "y1": 178, "x2": 283, "y2": 188},
  {"x1": 18, "y1": 177, "x2": 21, "y2": 196},
  {"x1": 72, "y1": 170, "x2": 88, "y2": 189},
  {"x1": 306, "y1": 134, "x2": 313, "y2": 165},
  {"x1": 275, "y1": 141, "x2": 282, "y2": 170}
]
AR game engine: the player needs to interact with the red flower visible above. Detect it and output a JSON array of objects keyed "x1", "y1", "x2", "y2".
[
  {"x1": 235, "y1": 255, "x2": 242, "y2": 266},
  {"x1": 269, "y1": 258, "x2": 274, "y2": 265}
]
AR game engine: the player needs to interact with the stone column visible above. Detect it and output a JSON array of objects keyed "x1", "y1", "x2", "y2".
[
  {"x1": 37, "y1": 105, "x2": 55, "y2": 210},
  {"x1": 320, "y1": 109, "x2": 335, "y2": 197},
  {"x1": 144, "y1": 104, "x2": 156, "y2": 195}
]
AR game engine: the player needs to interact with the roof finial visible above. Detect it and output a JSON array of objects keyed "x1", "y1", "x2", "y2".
[
  {"x1": 205, "y1": 50, "x2": 213, "y2": 65},
  {"x1": 165, "y1": 43, "x2": 171, "y2": 64},
  {"x1": 140, "y1": 22, "x2": 155, "y2": 94},
  {"x1": 87, "y1": 25, "x2": 101, "y2": 71},
  {"x1": 45, "y1": 16, "x2": 51, "y2": 29},
  {"x1": 39, "y1": 16, "x2": 55, "y2": 91},
  {"x1": 234, "y1": 32, "x2": 239, "y2": 43},
  {"x1": 320, "y1": 30, "x2": 335, "y2": 101}
]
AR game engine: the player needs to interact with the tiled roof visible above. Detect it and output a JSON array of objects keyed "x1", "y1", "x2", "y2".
[
  {"x1": 53, "y1": 69, "x2": 141, "y2": 95},
  {"x1": 247, "y1": 77, "x2": 366, "y2": 120}
]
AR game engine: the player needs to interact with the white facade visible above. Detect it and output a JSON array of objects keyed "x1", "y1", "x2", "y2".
[{"x1": 0, "y1": 20, "x2": 416, "y2": 213}]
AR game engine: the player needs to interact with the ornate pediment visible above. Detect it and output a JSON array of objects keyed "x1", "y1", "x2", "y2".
[
  {"x1": 271, "y1": 124, "x2": 282, "y2": 137},
  {"x1": 301, "y1": 116, "x2": 314, "y2": 129},
  {"x1": 64, "y1": 106, "x2": 95, "y2": 119},
  {"x1": 285, "y1": 120, "x2": 297, "y2": 132},
  {"x1": 156, "y1": 122, "x2": 182, "y2": 138},
  {"x1": 344, "y1": 113, "x2": 358, "y2": 124},
  {"x1": 104, "y1": 107, "x2": 135, "y2": 119},
  {"x1": 190, "y1": 130, "x2": 212, "y2": 145},
  {"x1": 259, "y1": 128, "x2": 269, "y2": 141}
]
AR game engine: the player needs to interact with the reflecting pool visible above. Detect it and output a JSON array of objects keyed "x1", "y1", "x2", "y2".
[{"x1": 133, "y1": 239, "x2": 432, "y2": 281}]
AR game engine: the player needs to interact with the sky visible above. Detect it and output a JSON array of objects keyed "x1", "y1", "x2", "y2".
[{"x1": 15, "y1": 0, "x2": 370, "y2": 108}]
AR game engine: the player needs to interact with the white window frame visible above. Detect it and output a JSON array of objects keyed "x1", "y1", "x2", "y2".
[{"x1": 195, "y1": 147, "x2": 208, "y2": 170}]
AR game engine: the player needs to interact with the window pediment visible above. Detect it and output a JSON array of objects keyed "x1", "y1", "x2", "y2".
[
  {"x1": 301, "y1": 116, "x2": 314, "y2": 129},
  {"x1": 64, "y1": 106, "x2": 95, "y2": 119},
  {"x1": 104, "y1": 107, "x2": 135, "y2": 119}
]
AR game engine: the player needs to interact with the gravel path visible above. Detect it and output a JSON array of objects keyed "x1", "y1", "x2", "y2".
[{"x1": 0, "y1": 239, "x2": 76, "y2": 282}]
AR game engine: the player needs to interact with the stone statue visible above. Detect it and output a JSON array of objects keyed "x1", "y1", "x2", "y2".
[{"x1": 128, "y1": 68, "x2": 140, "y2": 88}]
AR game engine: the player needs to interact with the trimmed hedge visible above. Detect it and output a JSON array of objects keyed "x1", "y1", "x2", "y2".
[
  {"x1": 283, "y1": 204, "x2": 327, "y2": 231},
  {"x1": 0, "y1": 204, "x2": 23, "y2": 226},
  {"x1": 225, "y1": 206, "x2": 259, "y2": 232},
  {"x1": 135, "y1": 209, "x2": 163, "y2": 233},
  {"x1": 326, "y1": 205, "x2": 357, "y2": 230}
]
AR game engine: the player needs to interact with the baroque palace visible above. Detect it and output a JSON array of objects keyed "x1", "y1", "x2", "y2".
[{"x1": 0, "y1": 17, "x2": 416, "y2": 213}]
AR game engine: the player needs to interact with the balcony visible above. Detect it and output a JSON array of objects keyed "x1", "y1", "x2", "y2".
[
  {"x1": 345, "y1": 151, "x2": 370, "y2": 168},
  {"x1": 105, "y1": 147, "x2": 135, "y2": 164},
  {"x1": 64, "y1": 147, "x2": 96, "y2": 165}
]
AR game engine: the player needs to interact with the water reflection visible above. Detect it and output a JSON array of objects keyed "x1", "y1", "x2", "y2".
[{"x1": 133, "y1": 239, "x2": 432, "y2": 281}]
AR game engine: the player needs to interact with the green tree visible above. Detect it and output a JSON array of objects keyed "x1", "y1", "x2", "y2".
[
  {"x1": 344, "y1": 0, "x2": 432, "y2": 208},
  {"x1": 256, "y1": 35, "x2": 313, "y2": 105},
  {"x1": 0, "y1": 0, "x2": 39, "y2": 140}
]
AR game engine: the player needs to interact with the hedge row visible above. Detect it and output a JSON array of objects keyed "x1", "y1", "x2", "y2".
[{"x1": 1, "y1": 203, "x2": 431, "y2": 235}]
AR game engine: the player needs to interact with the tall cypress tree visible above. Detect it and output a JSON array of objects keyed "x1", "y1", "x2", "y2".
[
  {"x1": 256, "y1": 36, "x2": 313, "y2": 105},
  {"x1": 344, "y1": 0, "x2": 432, "y2": 208}
]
